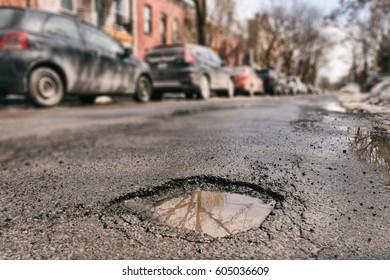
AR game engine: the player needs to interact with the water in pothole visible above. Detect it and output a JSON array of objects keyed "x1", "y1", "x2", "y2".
[
  {"x1": 348, "y1": 126, "x2": 390, "y2": 184},
  {"x1": 153, "y1": 191, "x2": 275, "y2": 238},
  {"x1": 323, "y1": 100, "x2": 346, "y2": 113}
]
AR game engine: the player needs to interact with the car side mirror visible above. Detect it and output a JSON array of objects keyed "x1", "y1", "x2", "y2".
[{"x1": 121, "y1": 47, "x2": 133, "y2": 58}]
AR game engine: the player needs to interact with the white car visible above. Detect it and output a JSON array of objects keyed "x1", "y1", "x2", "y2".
[{"x1": 286, "y1": 77, "x2": 307, "y2": 95}]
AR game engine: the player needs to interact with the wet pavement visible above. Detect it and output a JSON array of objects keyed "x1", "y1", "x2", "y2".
[{"x1": 0, "y1": 94, "x2": 389, "y2": 259}]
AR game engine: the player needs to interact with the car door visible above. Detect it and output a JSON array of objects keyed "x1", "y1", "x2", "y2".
[
  {"x1": 40, "y1": 15, "x2": 88, "y2": 93},
  {"x1": 202, "y1": 48, "x2": 221, "y2": 90},
  {"x1": 79, "y1": 23, "x2": 135, "y2": 94}
]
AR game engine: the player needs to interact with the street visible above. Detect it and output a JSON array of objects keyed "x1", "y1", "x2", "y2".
[{"x1": 0, "y1": 94, "x2": 389, "y2": 259}]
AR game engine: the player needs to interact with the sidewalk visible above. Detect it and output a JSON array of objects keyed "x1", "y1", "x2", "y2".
[{"x1": 336, "y1": 91, "x2": 390, "y2": 131}]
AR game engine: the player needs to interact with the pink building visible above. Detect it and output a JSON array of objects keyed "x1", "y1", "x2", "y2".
[{"x1": 135, "y1": 0, "x2": 189, "y2": 59}]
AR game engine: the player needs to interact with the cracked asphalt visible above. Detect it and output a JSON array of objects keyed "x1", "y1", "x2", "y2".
[{"x1": 0, "y1": 95, "x2": 389, "y2": 259}]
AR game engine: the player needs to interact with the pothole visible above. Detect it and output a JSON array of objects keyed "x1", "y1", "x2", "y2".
[
  {"x1": 0, "y1": 147, "x2": 22, "y2": 163},
  {"x1": 291, "y1": 119, "x2": 318, "y2": 129},
  {"x1": 105, "y1": 176, "x2": 283, "y2": 239}
]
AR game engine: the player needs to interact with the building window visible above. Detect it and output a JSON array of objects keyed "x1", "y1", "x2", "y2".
[
  {"x1": 144, "y1": 5, "x2": 152, "y2": 34},
  {"x1": 116, "y1": 0, "x2": 125, "y2": 25},
  {"x1": 160, "y1": 13, "x2": 167, "y2": 44},
  {"x1": 61, "y1": 0, "x2": 75, "y2": 13},
  {"x1": 172, "y1": 18, "x2": 180, "y2": 43}
]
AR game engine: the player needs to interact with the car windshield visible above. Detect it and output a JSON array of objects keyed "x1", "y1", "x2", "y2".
[{"x1": 0, "y1": 9, "x2": 24, "y2": 29}]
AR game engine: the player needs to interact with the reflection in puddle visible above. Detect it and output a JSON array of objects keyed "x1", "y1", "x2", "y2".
[
  {"x1": 153, "y1": 191, "x2": 275, "y2": 237},
  {"x1": 348, "y1": 127, "x2": 390, "y2": 183},
  {"x1": 323, "y1": 101, "x2": 346, "y2": 113}
]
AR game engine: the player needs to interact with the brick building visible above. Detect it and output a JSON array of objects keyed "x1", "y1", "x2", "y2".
[
  {"x1": 135, "y1": 0, "x2": 192, "y2": 59},
  {"x1": 0, "y1": 0, "x2": 37, "y2": 7}
]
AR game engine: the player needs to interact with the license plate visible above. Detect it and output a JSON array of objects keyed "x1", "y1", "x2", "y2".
[{"x1": 157, "y1": 63, "x2": 168, "y2": 70}]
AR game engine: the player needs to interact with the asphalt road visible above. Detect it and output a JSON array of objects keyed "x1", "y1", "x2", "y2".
[{"x1": 0, "y1": 94, "x2": 389, "y2": 259}]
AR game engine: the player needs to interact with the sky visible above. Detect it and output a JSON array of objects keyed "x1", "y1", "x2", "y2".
[{"x1": 234, "y1": 0, "x2": 341, "y2": 20}]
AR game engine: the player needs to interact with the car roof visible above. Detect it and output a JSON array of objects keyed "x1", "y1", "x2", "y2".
[{"x1": 0, "y1": 6, "x2": 96, "y2": 28}]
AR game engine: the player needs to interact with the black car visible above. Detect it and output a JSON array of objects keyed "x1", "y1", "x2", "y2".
[
  {"x1": 256, "y1": 69, "x2": 281, "y2": 95},
  {"x1": 145, "y1": 44, "x2": 234, "y2": 100},
  {"x1": 0, "y1": 7, "x2": 152, "y2": 107},
  {"x1": 363, "y1": 75, "x2": 384, "y2": 93}
]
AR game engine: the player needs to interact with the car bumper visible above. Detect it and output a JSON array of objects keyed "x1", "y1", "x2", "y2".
[
  {"x1": 0, "y1": 51, "x2": 31, "y2": 94},
  {"x1": 152, "y1": 73, "x2": 201, "y2": 93}
]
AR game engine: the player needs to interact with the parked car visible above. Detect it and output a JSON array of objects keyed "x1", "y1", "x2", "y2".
[
  {"x1": 363, "y1": 74, "x2": 385, "y2": 93},
  {"x1": 255, "y1": 69, "x2": 281, "y2": 95},
  {"x1": 0, "y1": 7, "x2": 152, "y2": 107},
  {"x1": 340, "y1": 83, "x2": 360, "y2": 94},
  {"x1": 286, "y1": 76, "x2": 307, "y2": 95},
  {"x1": 307, "y1": 85, "x2": 321, "y2": 95},
  {"x1": 145, "y1": 43, "x2": 234, "y2": 100},
  {"x1": 232, "y1": 66, "x2": 263, "y2": 96}
]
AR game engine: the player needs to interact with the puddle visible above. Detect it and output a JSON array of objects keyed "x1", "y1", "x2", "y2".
[
  {"x1": 153, "y1": 191, "x2": 275, "y2": 238},
  {"x1": 348, "y1": 126, "x2": 390, "y2": 183},
  {"x1": 109, "y1": 176, "x2": 283, "y2": 240},
  {"x1": 323, "y1": 101, "x2": 346, "y2": 113}
]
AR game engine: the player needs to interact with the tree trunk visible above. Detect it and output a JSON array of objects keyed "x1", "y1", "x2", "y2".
[{"x1": 193, "y1": 0, "x2": 207, "y2": 45}]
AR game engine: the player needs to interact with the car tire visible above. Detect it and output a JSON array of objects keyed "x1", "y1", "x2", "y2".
[
  {"x1": 226, "y1": 79, "x2": 234, "y2": 98},
  {"x1": 248, "y1": 84, "x2": 255, "y2": 97},
  {"x1": 79, "y1": 95, "x2": 96, "y2": 104},
  {"x1": 198, "y1": 75, "x2": 210, "y2": 100},
  {"x1": 28, "y1": 67, "x2": 64, "y2": 107},
  {"x1": 134, "y1": 76, "x2": 152, "y2": 103}
]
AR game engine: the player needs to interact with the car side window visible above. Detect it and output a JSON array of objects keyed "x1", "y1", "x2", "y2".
[
  {"x1": 80, "y1": 23, "x2": 124, "y2": 55},
  {"x1": 210, "y1": 51, "x2": 222, "y2": 66},
  {"x1": 42, "y1": 16, "x2": 80, "y2": 40}
]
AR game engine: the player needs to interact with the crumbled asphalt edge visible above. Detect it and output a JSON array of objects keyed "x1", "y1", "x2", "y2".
[
  {"x1": 290, "y1": 106, "x2": 327, "y2": 130},
  {"x1": 99, "y1": 175, "x2": 285, "y2": 243}
]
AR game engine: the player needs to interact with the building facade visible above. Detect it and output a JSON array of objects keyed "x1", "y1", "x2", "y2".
[
  {"x1": 135, "y1": 0, "x2": 191, "y2": 59},
  {"x1": 1, "y1": 0, "x2": 245, "y2": 64},
  {"x1": 0, "y1": 0, "x2": 37, "y2": 7}
]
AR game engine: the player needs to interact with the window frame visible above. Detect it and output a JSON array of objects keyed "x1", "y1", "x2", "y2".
[
  {"x1": 143, "y1": 4, "x2": 152, "y2": 35},
  {"x1": 172, "y1": 18, "x2": 180, "y2": 43},
  {"x1": 60, "y1": 0, "x2": 77, "y2": 14},
  {"x1": 160, "y1": 12, "x2": 167, "y2": 44}
]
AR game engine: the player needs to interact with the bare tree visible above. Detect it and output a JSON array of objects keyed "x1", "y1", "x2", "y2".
[
  {"x1": 207, "y1": 0, "x2": 243, "y2": 63},
  {"x1": 192, "y1": 0, "x2": 207, "y2": 45},
  {"x1": 251, "y1": 1, "x2": 329, "y2": 83},
  {"x1": 331, "y1": 0, "x2": 390, "y2": 76}
]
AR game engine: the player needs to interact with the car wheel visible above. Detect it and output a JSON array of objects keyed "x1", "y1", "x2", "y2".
[
  {"x1": 248, "y1": 84, "x2": 255, "y2": 97},
  {"x1": 198, "y1": 75, "x2": 210, "y2": 100},
  {"x1": 226, "y1": 79, "x2": 234, "y2": 98},
  {"x1": 79, "y1": 95, "x2": 96, "y2": 104},
  {"x1": 134, "y1": 76, "x2": 152, "y2": 103},
  {"x1": 29, "y1": 67, "x2": 64, "y2": 107}
]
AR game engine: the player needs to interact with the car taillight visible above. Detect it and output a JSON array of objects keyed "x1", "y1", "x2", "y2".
[
  {"x1": 0, "y1": 31, "x2": 29, "y2": 51},
  {"x1": 184, "y1": 44, "x2": 196, "y2": 65},
  {"x1": 236, "y1": 75, "x2": 249, "y2": 81}
]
